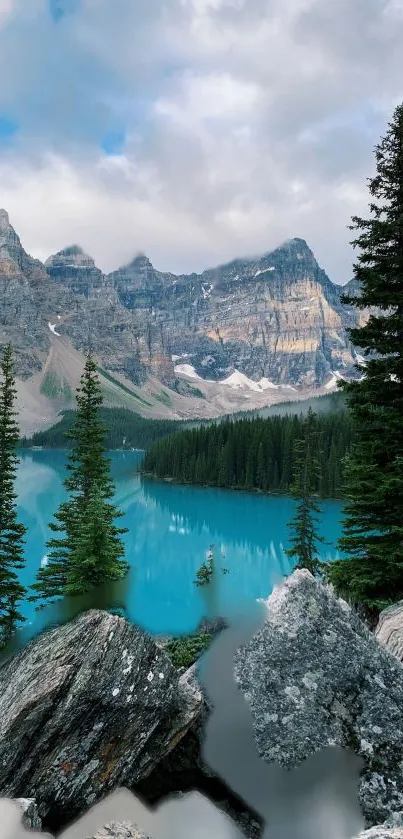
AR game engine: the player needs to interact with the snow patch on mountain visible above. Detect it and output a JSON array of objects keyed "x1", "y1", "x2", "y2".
[
  {"x1": 221, "y1": 371, "x2": 262, "y2": 391},
  {"x1": 325, "y1": 371, "x2": 344, "y2": 390},
  {"x1": 202, "y1": 283, "x2": 213, "y2": 300},
  {"x1": 258, "y1": 377, "x2": 279, "y2": 390},
  {"x1": 221, "y1": 370, "x2": 280, "y2": 392},
  {"x1": 254, "y1": 267, "x2": 275, "y2": 277},
  {"x1": 174, "y1": 363, "x2": 202, "y2": 380}
]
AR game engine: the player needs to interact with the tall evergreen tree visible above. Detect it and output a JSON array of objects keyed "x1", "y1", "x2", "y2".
[
  {"x1": 286, "y1": 409, "x2": 326, "y2": 575},
  {"x1": 327, "y1": 104, "x2": 403, "y2": 616},
  {"x1": 0, "y1": 344, "x2": 26, "y2": 646},
  {"x1": 31, "y1": 353, "x2": 129, "y2": 605}
]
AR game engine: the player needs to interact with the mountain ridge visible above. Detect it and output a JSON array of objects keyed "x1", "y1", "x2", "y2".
[{"x1": 0, "y1": 209, "x2": 363, "y2": 434}]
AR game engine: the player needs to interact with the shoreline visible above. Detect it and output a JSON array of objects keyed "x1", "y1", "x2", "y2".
[{"x1": 139, "y1": 470, "x2": 344, "y2": 502}]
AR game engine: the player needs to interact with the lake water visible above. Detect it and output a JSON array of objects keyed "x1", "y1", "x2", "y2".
[{"x1": 16, "y1": 450, "x2": 345, "y2": 637}]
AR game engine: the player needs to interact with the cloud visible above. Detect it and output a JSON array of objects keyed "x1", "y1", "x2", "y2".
[{"x1": 0, "y1": 0, "x2": 402, "y2": 280}]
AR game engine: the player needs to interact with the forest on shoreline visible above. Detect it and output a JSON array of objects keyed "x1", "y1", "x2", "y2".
[
  {"x1": 19, "y1": 392, "x2": 347, "y2": 452},
  {"x1": 19, "y1": 407, "x2": 185, "y2": 451},
  {"x1": 143, "y1": 410, "x2": 352, "y2": 499}
]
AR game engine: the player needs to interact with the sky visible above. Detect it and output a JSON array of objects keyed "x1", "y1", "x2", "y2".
[{"x1": 0, "y1": 0, "x2": 402, "y2": 281}]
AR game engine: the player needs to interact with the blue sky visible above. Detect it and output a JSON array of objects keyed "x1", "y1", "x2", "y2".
[
  {"x1": 0, "y1": 0, "x2": 402, "y2": 278},
  {"x1": 49, "y1": 0, "x2": 76, "y2": 22},
  {"x1": 0, "y1": 115, "x2": 18, "y2": 143}
]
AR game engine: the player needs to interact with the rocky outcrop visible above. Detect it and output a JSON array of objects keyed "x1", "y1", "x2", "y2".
[
  {"x1": 4, "y1": 576, "x2": 403, "y2": 837},
  {"x1": 0, "y1": 611, "x2": 202, "y2": 831},
  {"x1": 0, "y1": 209, "x2": 43, "y2": 276},
  {"x1": 86, "y1": 821, "x2": 403, "y2": 839},
  {"x1": 45, "y1": 246, "x2": 105, "y2": 298},
  {"x1": 357, "y1": 830, "x2": 403, "y2": 838},
  {"x1": 375, "y1": 603, "x2": 403, "y2": 663},
  {"x1": 15, "y1": 798, "x2": 42, "y2": 830},
  {"x1": 233, "y1": 570, "x2": 403, "y2": 828},
  {"x1": 0, "y1": 208, "x2": 364, "y2": 393},
  {"x1": 87, "y1": 825, "x2": 149, "y2": 839}
]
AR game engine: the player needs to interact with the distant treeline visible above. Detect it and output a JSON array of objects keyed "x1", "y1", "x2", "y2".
[
  {"x1": 233, "y1": 389, "x2": 347, "y2": 420},
  {"x1": 143, "y1": 411, "x2": 353, "y2": 498},
  {"x1": 20, "y1": 408, "x2": 184, "y2": 451}
]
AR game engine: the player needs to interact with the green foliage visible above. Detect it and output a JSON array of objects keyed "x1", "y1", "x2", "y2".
[
  {"x1": 143, "y1": 411, "x2": 352, "y2": 498},
  {"x1": 96, "y1": 366, "x2": 152, "y2": 407},
  {"x1": 0, "y1": 345, "x2": 27, "y2": 647},
  {"x1": 166, "y1": 632, "x2": 213, "y2": 668},
  {"x1": 327, "y1": 104, "x2": 403, "y2": 616},
  {"x1": 184, "y1": 385, "x2": 205, "y2": 399},
  {"x1": 20, "y1": 407, "x2": 184, "y2": 451},
  {"x1": 30, "y1": 353, "x2": 129, "y2": 606},
  {"x1": 63, "y1": 482, "x2": 128, "y2": 595},
  {"x1": 40, "y1": 370, "x2": 73, "y2": 401},
  {"x1": 172, "y1": 379, "x2": 206, "y2": 399},
  {"x1": 286, "y1": 409, "x2": 327, "y2": 575},
  {"x1": 154, "y1": 390, "x2": 173, "y2": 407},
  {"x1": 231, "y1": 389, "x2": 347, "y2": 421},
  {"x1": 194, "y1": 545, "x2": 228, "y2": 587}
]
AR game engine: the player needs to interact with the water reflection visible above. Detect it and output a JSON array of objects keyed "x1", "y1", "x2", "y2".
[{"x1": 15, "y1": 450, "x2": 344, "y2": 637}]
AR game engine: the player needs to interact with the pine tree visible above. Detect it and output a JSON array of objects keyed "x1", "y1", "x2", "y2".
[
  {"x1": 327, "y1": 104, "x2": 403, "y2": 616},
  {"x1": 64, "y1": 483, "x2": 128, "y2": 595},
  {"x1": 194, "y1": 545, "x2": 228, "y2": 587},
  {"x1": 0, "y1": 344, "x2": 27, "y2": 646},
  {"x1": 256, "y1": 441, "x2": 267, "y2": 490},
  {"x1": 194, "y1": 544, "x2": 228, "y2": 621},
  {"x1": 286, "y1": 409, "x2": 326, "y2": 575},
  {"x1": 30, "y1": 353, "x2": 129, "y2": 605}
]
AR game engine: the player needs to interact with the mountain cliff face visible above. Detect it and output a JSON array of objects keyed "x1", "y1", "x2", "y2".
[
  {"x1": 109, "y1": 237, "x2": 359, "y2": 389},
  {"x1": 0, "y1": 209, "x2": 363, "y2": 423}
]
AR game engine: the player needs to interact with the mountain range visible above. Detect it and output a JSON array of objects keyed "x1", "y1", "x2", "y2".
[{"x1": 0, "y1": 208, "x2": 365, "y2": 435}]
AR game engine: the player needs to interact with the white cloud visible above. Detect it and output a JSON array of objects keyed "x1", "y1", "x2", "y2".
[
  {"x1": 0, "y1": 0, "x2": 14, "y2": 26},
  {"x1": 155, "y1": 72, "x2": 261, "y2": 125},
  {"x1": 0, "y1": 0, "x2": 402, "y2": 280}
]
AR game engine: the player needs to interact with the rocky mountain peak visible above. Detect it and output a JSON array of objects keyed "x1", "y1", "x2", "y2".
[
  {"x1": 0, "y1": 209, "x2": 21, "y2": 255},
  {"x1": 0, "y1": 208, "x2": 364, "y2": 401},
  {"x1": 0, "y1": 209, "x2": 41, "y2": 274},
  {"x1": 128, "y1": 252, "x2": 153, "y2": 269},
  {"x1": 286, "y1": 236, "x2": 312, "y2": 251},
  {"x1": 44, "y1": 244, "x2": 104, "y2": 298},
  {"x1": 108, "y1": 252, "x2": 158, "y2": 298},
  {"x1": 271, "y1": 237, "x2": 314, "y2": 262},
  {"x1": 0, "y1": 208, "x2": 10, "y2": 232},
  {"x1": 45, "y1": 245, "x2": 98, "y2": 270}
]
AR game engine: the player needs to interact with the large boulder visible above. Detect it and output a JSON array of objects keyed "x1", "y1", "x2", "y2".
[
  {"x1": 0, "y1": 611, "x2": 202, "y2": 830},
  {"x1": 233, "y1": 570, "x2": 403, "y2": 828},
  {"x1": 375, "y1": 603, "x2": 403, "y2": 662},
  {"x1": 87, "y1": 826, "x2": 149, "y2": 839},
  {"x1": 86, "y1": 822, "x2": 403, "y2": 839}
]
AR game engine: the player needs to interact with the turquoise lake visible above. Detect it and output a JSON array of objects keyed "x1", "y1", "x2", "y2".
[{"x1": 16, "y1": 450, "x2": 345, "y2": 637}]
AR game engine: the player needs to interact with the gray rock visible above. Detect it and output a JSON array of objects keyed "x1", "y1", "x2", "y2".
[
  {"x1": 375, "y1": 602, "x2": 403, "y2": 662},
  {"x1": 197, "y1": 617, "x2": 229, "y2": 636},
  {"x1": 14, "y1": 798, "x2": 42, "y2": 830},
  {"x1": 234, "y1": 570, "x2": 403, "y2": 827},
  {"x1": 357, "y1": 829, "x2": 403, "y2": 838},
  {"x1": 87, "y1": 824, "x2": 150, "y2": 839},
  {"x1": 1, "y1": 208, "x2": 365, "y2": 396},
  {"x1": 0, "y1": 611, "x2": 202, "y2": 829}
]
